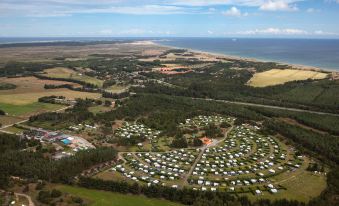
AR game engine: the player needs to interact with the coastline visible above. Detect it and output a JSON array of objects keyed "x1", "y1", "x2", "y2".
[{"x1": 151, "y1": 40, "x2": 338, "y2": 73}]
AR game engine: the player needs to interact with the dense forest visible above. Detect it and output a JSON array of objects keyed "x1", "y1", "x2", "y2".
[{"x1": 0, "y1": 133, "x2": 117, "y2": 188}]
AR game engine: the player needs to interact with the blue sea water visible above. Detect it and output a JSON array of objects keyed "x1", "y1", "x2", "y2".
[
  {"x1": 158, "y1": 38, "x2": 339, "y2": 71},
  {"x1": 1, "y1": 37, "x2": 338, "y2": 71}
]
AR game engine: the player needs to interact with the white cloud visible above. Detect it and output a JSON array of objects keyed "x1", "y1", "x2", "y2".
[
  {"x1": 306, "y1": 8, "x2": 320, "y2": 13},
  {"x1": 0, "y1": 0, "x2": 305, "y2": 17},
  {"x1": 222, "y1": 6, "x2": 247, "y2": 17},
  {"x1": 313, "y1": 30, "x2": 337, "y2": 35},
  {"x1": 231, "y1": 28, "x2": 338, "y2": 36},
  {"x1": 237, "y1": 27, "x2": 308, "y2": 35},
  {"x1": 170, "y1": 0, "x2": 302, "y2": 8},
  {"x1": 259, "y1": 1, "x2": 298, "y2": 11}
]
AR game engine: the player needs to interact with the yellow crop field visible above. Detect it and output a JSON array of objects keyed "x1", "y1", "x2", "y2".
[{"x1": 248, "y1": 69, "x2": 328, "y2": 87}]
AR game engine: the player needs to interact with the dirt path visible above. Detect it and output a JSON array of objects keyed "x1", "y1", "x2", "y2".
[{"x1": 15, "y1": 193, "x2": 35, "y2": 206}]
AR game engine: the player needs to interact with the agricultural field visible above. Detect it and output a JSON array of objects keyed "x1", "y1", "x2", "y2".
[
  {"x1": 57, "y1": 185, "x2": 183, "y2": 206},
  {"x1": 95, "y1": 116, "x2": 326, "y2": 203},
  {"x1": 248, "y1": 69, "x2": 328, "y2": 87},
  {"x1": 0, "y1": 76, "x2": 100, "y2": 116},
  {"x1": 42, "y1": 67, "x2": 104, "y2": 87}
]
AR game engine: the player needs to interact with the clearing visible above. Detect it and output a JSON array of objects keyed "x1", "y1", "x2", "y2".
[
  {"x1": 0, "y1": 77, "x2": 100, "y2": 116},
  {"x1": 247, "y1": 69, "x2": 328, "y2": 87},
  {"x1": 57, "y1": 185, "x2": 183, "y2": 206}
]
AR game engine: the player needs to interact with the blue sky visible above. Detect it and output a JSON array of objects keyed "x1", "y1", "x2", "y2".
[{"x1": 1, "y1": 0, "x2": 339, "y2": 38}]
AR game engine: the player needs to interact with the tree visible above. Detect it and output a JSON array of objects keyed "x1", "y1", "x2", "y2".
[{"x1": 193, "y1": 138, "x2": 203, "y2": 147}]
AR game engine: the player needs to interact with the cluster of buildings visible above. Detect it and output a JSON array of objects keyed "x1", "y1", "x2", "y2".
[
  {"x1": 114, "y1": 122, "x2": 161, "y2": 141},
  {"x1": 180, "y1": 115, "x2": 234, "y2": 129},
  {"x1": 23, "y1": 128, "x2": 95, "y2": 159}
]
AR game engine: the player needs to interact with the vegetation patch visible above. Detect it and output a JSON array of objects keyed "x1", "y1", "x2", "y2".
[{"x1": 0, "y1": 83, "x2": 16, "y2": 90}]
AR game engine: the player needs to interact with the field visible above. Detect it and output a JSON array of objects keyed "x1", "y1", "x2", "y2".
[
  {"x1": 42, "y1": 67, "x2": 104, "y2": 87},
  {"x1": 105, "y1": 85, "x2": 129, "y2": 93},
  {"x1": 0, "y1": 77, "x2": 100, "y2": 117},
  {"x1": 248, "y1": 69, "x2": 328, "y2": 87},
  {"x1": 57, "y1": 185, "x2": 183, "y2": 206},
  {"x1": 0, "y1": 102, "x2": 64, "y2": 116}
]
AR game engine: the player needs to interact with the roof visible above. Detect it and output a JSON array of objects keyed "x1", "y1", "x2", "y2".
[
  {"x1": 61, "y1": 139, "x2": 72, "y2": 145},
  {"x1": 200, "y1": 137, "x2": 212, "y2": 145}
]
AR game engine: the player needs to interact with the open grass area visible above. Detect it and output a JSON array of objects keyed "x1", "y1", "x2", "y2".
[
  {"x1": 248, "y1": 69, "x2": 328, "y2": 87},
  {"x1": 0, "y1": 102, "x2": 64, "y2": 116},
  {"x1": 0, "y1": 77, "x2": 100, "y2": 105},
  {"x1": 105, "y1": 85, "x2": 129, "y2": 93},
  {"x1": 57, "y1": 185, "x2": 183, "y2": 206},
  {"x1": 0, "y1": 115, "x2": 24, "y2": 126},
  {"x1": 43, "y1": 67, "x2": 104, "y2": 87},
  {"x1": 88, "y1": 105, "x2": 113, "y2": 114}
]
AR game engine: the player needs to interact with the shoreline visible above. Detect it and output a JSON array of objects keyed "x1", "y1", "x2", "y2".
[{"x1": 151, "y1": 41, "x2": 338, "y2": 73}]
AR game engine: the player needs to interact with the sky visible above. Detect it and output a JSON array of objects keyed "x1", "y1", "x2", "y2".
[{"x1": 1, "y1": 0, "x2": 339, "y2": 38}]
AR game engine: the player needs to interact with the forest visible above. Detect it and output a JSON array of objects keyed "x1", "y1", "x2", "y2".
[{"x1": 0, "y1": 133, "x2": 117, "y2": 188}]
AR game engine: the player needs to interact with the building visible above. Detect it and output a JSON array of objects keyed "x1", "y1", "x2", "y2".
[{"x1": 200, "y1": 137, "x2": 212, "y2": 145}]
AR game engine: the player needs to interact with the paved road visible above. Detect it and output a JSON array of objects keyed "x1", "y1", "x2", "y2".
[
  {"x1": 193, "y1": 98, "x2": 339, "y2": 117},
  {"x1": 183, "y1": 125, "x2": 234, "y2": 185}
]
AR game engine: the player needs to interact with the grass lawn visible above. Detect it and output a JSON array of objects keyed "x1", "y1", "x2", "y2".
[
  {"x1": 88, "y1": 105, "x2": 112, "y2": 114},
  {"x1": 43, "y1": 67, "x2": 104, "y2": 87},
  {"x1": 105, "y1": 85, "x2": 128, "y2": 93},
  {"x1": 2, "y1": 125, "x2": 27, "y2": 134},
  {"x1": 0, "y1": 102, "x2": 64, "y2": 116},
  {"x1": 57, "y1": 185, "x2": 183, "y2": 206}
]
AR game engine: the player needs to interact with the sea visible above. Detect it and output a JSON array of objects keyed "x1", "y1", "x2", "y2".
[{"x1": 1, "y1": 37, "x2": 339, "y2": 71}]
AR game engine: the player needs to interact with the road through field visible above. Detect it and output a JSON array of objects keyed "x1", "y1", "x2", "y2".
[{"x1": 0, "y1": 105, "x2": 73, "y2": 133}]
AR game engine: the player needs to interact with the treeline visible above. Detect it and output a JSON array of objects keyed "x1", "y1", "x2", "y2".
[
  {"x1": 0, "y1": 83, "x2": 16, "y2": 90},
  {"x1": 78, "y1": 177, "x2": 305, "y2": 206},
  {"x1": 29, "y1": 99, "x2": 95, "y2": 127},
  {"x1": 34, "y1": 74, "x2": 98, "y2": 89},
  {"x1": 0, "y1": 133, "x2": 117, "y2": 188},
  {"x1": 102, "y1": 91, "x2": 129, "y2": 99},
  {"x1": 0, "y1": 61, "x2": 54, "y2": 77},
  {"x1": 44, "y1": 83, "x2": 101, "y2": 93},
  {"x1": 38, "y1": 95, "x2": 66, "y2": 104},
  {"x1": 250, "y1": 107, "x2": 339, "y2": 135}
]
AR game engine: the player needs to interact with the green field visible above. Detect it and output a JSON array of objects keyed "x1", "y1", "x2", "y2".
[
  {"x1": 0, "y1": 102, "x2": 64, "y2": 116},
  {"x1": 57, "y1": 185, "x2": 183, "y2": 206}
]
